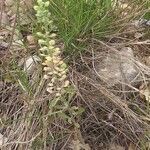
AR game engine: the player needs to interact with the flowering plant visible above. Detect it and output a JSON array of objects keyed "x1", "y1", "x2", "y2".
[{"x1": 34, "y1": 0, "x2": 70, "y2": 98}]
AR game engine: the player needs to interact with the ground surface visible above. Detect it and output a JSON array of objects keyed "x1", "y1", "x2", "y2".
[{"x1": 0, "y1": 0, "x2": 150, "y2": 150}]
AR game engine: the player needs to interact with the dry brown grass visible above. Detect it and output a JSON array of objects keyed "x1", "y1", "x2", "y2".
[{"x1": 70, "y1": 39, "x2": 150, "y2": 149}]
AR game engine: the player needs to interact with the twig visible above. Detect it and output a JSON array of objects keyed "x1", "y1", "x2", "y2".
[{"x1": 0, "y1": 131, "x2": 41, "y2": 147}]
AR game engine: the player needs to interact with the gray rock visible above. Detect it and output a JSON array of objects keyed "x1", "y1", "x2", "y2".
[
  {"x1": 95, "y1": 47, "x2": 139, "y2": 86},
  {"x1": 0, "y1": 11, "x2": 9, "y2": 26},
  {"x1": 23, "y1": 55, "x2": 41, "y2": 75}
]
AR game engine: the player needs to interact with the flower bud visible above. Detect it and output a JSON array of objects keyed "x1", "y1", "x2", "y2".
[
  {"x1": 36, "y1": 32, "x2": 43, "y2": 37},
  {"x1": 45, "y1": 1, "x2": 50, "y2": 7},
  {"x1": 56, "y1": 87, "x2": 61, "y2": 91},
  {"x1": 38, "y1": 39, "x2": 46, "y2": 45},
  {"x1": 60, "y1": 63, "x2": 67, "y2": 69},
  {"x1": 50, "y1": 33, "x2": 57, "y2": 38},
  {"x1": 45, "y1": 56, "x2": 52, "y2": 61},
  {"x1": 53, "y1": 70, "x2": 58, "y2": 74},
  {"x1": 56, "y1": 93, "x2": 61, "y2": 97},
  {"x1": 51, "y1": 77, "x2": 56, "y2": 83},
  {"x1": 40, "y1": 54, "x2": 46, "y2": 57},
  {"x1": 47, "y1": 88, "x2": 53, "y2": 93},
  {"x1": 42, "y1": 62, "x2": 46, "y2": 65},
  {"x1": 39, "y1": 46, "x2": 48, "y2": 51},
  {"x1": 37, "y1": 0, "x2": 43, "y2": 4},
  {"x1": 48, "y1": 83, "x2": 53, "y2": 87},
  {"x1": 53, "y1": 48, "x2": 61, "y2": 55},
  {"x1": 44, "y1": 75, "x2": 50, "y2": 79},
  {"x1": 49, "y1": 40, "x2": 55, "y2": 46},
  {"x1": 58, "y1": 61, "x2": 64, "y2": 65},
  {"x1": 34, "y1": 6, "x2": 38, "y2": 11},
  {"x1": 54, "y1": 67, "x2": 60, "y2": 71},
  {"x1": 43, "y1": 67, "x2": 51, "y2": 71},
  {"x1": 52, "y1": 59, "x2": 59, "y2": 64},
  {"x1": 61, "y1": 70, "x2": 68, "y2": 75},
  {"x1": 59, "y1": 74, "x2": 67, "y2": 81},
  {"x1": 49, "y1": 46, "x2": 54, "y2": 50},
  {"x1": 63, "y1": 80, "x2": 69, "y2": 87},
  {"x1": 44, "y1": 60, "x2": 52, "y2": 66},
  {"x1": 48, "y1": 72, "x2": 53, "y2": 75}
]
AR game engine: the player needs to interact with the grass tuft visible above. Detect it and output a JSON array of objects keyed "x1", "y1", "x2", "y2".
[{"x1": 49, "y1": 0, "x2": 117, "y2": 54}]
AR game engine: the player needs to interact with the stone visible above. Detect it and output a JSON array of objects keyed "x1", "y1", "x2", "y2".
[
  {"x1": 23, "y1": 55, "x2": 41, "y2": 75},
  {"x1": 95, "y1": 47, "x2": 139, "y2": 86},
  {"x1": 0, "y1": 11, "x2": 9, "y2": 26}
]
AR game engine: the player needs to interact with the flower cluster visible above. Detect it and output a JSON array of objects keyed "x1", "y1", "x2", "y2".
[
  {"x1": 34, "y1": 0, "x2": 69, "y2": 98},
  {"x1": 41, "y1": 39, "x2": 70, "y2": 97}
]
